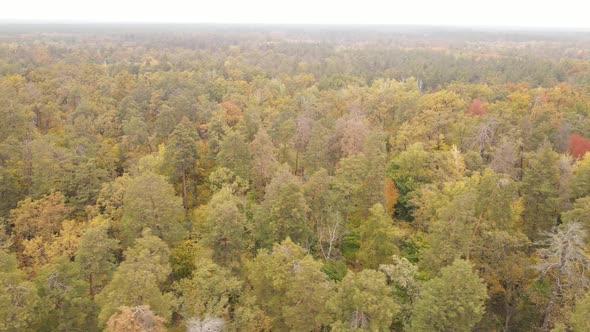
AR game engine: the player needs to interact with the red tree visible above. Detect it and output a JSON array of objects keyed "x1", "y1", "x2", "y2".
[
  {"x1": 568, "y1": 133, "x2": 590, "y2": 159},
  {"x1": 467, "y1": 97, "x2": 487, "y2": 116}
]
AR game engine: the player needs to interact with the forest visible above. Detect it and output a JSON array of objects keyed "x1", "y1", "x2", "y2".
[{"x1": 1, "y1": 24, "x2": 590, "y2": 331}]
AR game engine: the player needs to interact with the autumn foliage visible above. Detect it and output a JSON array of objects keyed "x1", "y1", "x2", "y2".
[
  {"x1": 221, "y1": 101, "x2": 243, "y2": 127},
  {"x1": 4, "y1": 26, "x2": 590, "y2": 332},
  {"x1": 384, "y1": 178, "x2": 399, "y2": 215},
  {"x1": 568, "y1": 133, "x2": 590, "y2": 159},
  {"x1": 467, "y1": 97, "x2": 487, "y2": 116},
  {"x1": 106, "y1": 306, "x2": 165, "y2": 332}
]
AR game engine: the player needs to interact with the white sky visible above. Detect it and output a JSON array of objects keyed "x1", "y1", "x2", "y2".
[{"x1": 2, "y1": 0, "x2": 590, "y2": 29}]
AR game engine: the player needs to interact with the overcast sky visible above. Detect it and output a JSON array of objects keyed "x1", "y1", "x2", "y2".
[{"x1": 2, "y1": 0, "x2": 589, "y2": 29}]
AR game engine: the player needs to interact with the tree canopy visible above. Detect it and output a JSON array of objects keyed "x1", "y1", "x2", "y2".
[{"x1": 2, "y1": 25, "x2": 590, "y2": 331}]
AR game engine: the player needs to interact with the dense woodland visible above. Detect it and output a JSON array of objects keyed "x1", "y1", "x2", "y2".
[{"x1": 2, "y1": 25, "x2": 590, "y2": 331}]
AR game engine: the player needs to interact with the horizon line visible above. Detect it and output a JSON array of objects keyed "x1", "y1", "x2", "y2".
[{"x1": 1, "y1": 19, "x2": 590, "y2": 32}]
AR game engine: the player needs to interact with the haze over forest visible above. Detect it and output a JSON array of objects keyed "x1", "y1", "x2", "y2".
[{"x1": 1, "y1": 24, "x2": 590, "y2": 331}]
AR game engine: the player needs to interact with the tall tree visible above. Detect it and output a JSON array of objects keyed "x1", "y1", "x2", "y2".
[
  {"x1": 174, "y1": 257, "x2": 263, "y2": 330},
  {"x1": 304, "y1": 169, "x2": 344, "y2": 260},
  {"x1": 303, "y1": 124, "x2": 331, "y2": 174},
  {"x1": 163, "y1": 117, "x2": 199, "y2": 218},
  {"x1": 410, "y1": 259, "x2": 487, "y2": 332},
  {"x1": 328, "y1": 269, "x2": 398, "y2": 331},
  {"x1": 97, "y1": 230, "x2": 174, "y2": 326},
  {"x1": 248, "y1": 238, "x2": 332, "y2": 331},
  {"x1": 120, "y1": 172, "x2": 186, "y2": 246},
  {"x1": 216, "y1": 130, "x2": 252, "y2": 182},
  {"x1": 0, "y1": 249, "x2": 39, "y2": 331},
  {"x1": 521, "y1": 142, "x2": 561, "y2": 240},
  {"x1": 255, "y1": 165, "x2": 312, "y2": 248},
  {"x1": 75, "y1": 222, "x2": 120, "y2": 298},
  {"x1": 379, "y1": 256, "x2": 420, "y2": 330},
  {"x1": 388, "y1": 143, "x2": 433, "y2": 222},
  {"x1": 357, "y1": 204, "x2": 399, "y2": 269},
  {"x1": 292, "y1": 114, "x2": 311, "y2": 175},
  {"x1": 34, "y1": 257, "x2": 96, "y2": 331},
  {"x1": 250, "y1": 128, "x2": 278, "y2": 201},
  {"x1": 203, "y1": 187, "x2": 248, "y2": 267}
]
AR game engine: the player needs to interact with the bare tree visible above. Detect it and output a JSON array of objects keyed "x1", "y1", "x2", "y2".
[
  {"x1": 317, "y1": 211, "x2": 344, "y2": 260},
  {"x1": 470, "y1": 116, "x2": 499, "y2": 159},
  {"x1": 536, "y1": 222, "x2": 590, "y2": 332},
  {"x1": 489, "y1": 140, "x2": 520, "y2": 179},
  {"x1": 186, "y1": 316, "x2": 226, "y2": 332},
  {"x1": 335, "y1": 115, "x2": 368, "y2": 158},
  {"x1": 106, "y1": 305, "x2": 165, "y2": 332}
]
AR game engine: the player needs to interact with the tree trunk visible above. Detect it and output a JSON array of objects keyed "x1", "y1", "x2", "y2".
[
  {"x1": 89, "y1": 274, "x2": 94, "y2": 299},
  {"x1": 257, "y1": 178, "x2": 264, "y2": 203},
  {"x1": 181, "y1": 170, "x2": 189, "y2": 221},
  {"x1": 503, "y1": 298, "x2": 514, "y2": 332},
  {"x1": 541, "y1": 247, "x2": 567, "y2": 332},
  {"x1": 22, "y1": 135, "x2": 32, "y2": 195},
  {"x1": 540, "y1": 274, "x2": 561, "y2": 332},
  {"x1": 294, "y1": 148, "x2": 300, "y2": 176}
]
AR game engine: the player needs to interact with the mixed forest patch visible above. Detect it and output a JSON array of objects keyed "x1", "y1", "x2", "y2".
[{"x1": 1, "y1": 25, "x2": 590, "y2": 331}]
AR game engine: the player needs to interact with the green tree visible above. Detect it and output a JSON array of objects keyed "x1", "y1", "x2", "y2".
[
  {"x1": 121, "y1": 172, "x2": 186, "y2": 246},
  {"x1": 358, "y1": 204, "x2": 399, "y2": 269},
  {"x1": 570, "y1": 292, "x2": 590, "y2": 332},
  {"x1": 75, "y1": 221, "x2": 120, "y2": 298},
  {"x1": 333, "y1": 151, "x2": 385, "y2": 222},
  {"x1": 255, "y1": 165, "x2": 312, "y2": 248},
  {"x1": 379, "y1": 256, "x2": 420, "y2": 330},
  {"x1": 169, "y1": 240, "x2": 199, "y2": 280},
  {"x1": 417, "y1": 180, "x2": 475, "y2": 271},
  {"x1": 473, "y1": 229, "x2": 531, "y2": 331},
  {"x1": 203, "y1": 187, "x2": 248, "y2": 267},
  {"x1": 250, "y1": 128, "x2": 278, "y2": 201},
  {"x1": 67, "y1": 157, "x2": 109, "y2": 209},
  {"x1": 303, "y1": 124, "x2": 331, "y2": 174},
  {"x1": 521, "y1": 142, "x2": 560, "y2": 240},
  {"x1": 570, "y1": 153, "x2": 590, "y2": 200},
  {"x1": 474, "y1": 169, "x2": 518, "y2": 230},
  {"x1": 248, "y1": 238, "x2": 332, "y2": 331},
  {"x1": 27, "y1": 137, "x2": 108, "y2": 211},
  {"x1": 388, "y1": 143, "x2": 433, "y2": 221},
  {"x1": 34, "y1": 257, "x2": 97, "y2": 331},
  {"x1": 96, "y1": 230, "x2": 174, "y2": 326},
  {"x1": 0, "y1": 139, "x2": 25, "y2": 217},
  {"x1": 216, "y1": 130, "x2": 251, "y2": 181},
  {"x1": 96, "y1": 174, "x2": 131, "y2": 222},
  {"x1": 0, "y1": 250, "x2": 39, "y2": 331},
  {"x1": 174, "y1": 257, "x2": 255, "y2": 330},
  {"x1": 208, "y1": 167, "x2": 249, "y2": 195},
  {"x1": 562, "y1": 196, "x2": 590, "y2": 228},
  {"x1": 27, "y1": 138, "x2": 72, "y2": 198},
  {"x1": 162, "y1": 118, "x2": 199, "y2": 217},
  {"x1": 304, "y1": 169, "x2": 344, "y2": 260},
  {"x1": 410, "y1": 259, "x2": 487, "y2": 332},
  {"x1": 328, "y1": 269, "x2": 398, "y2": 331}
]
